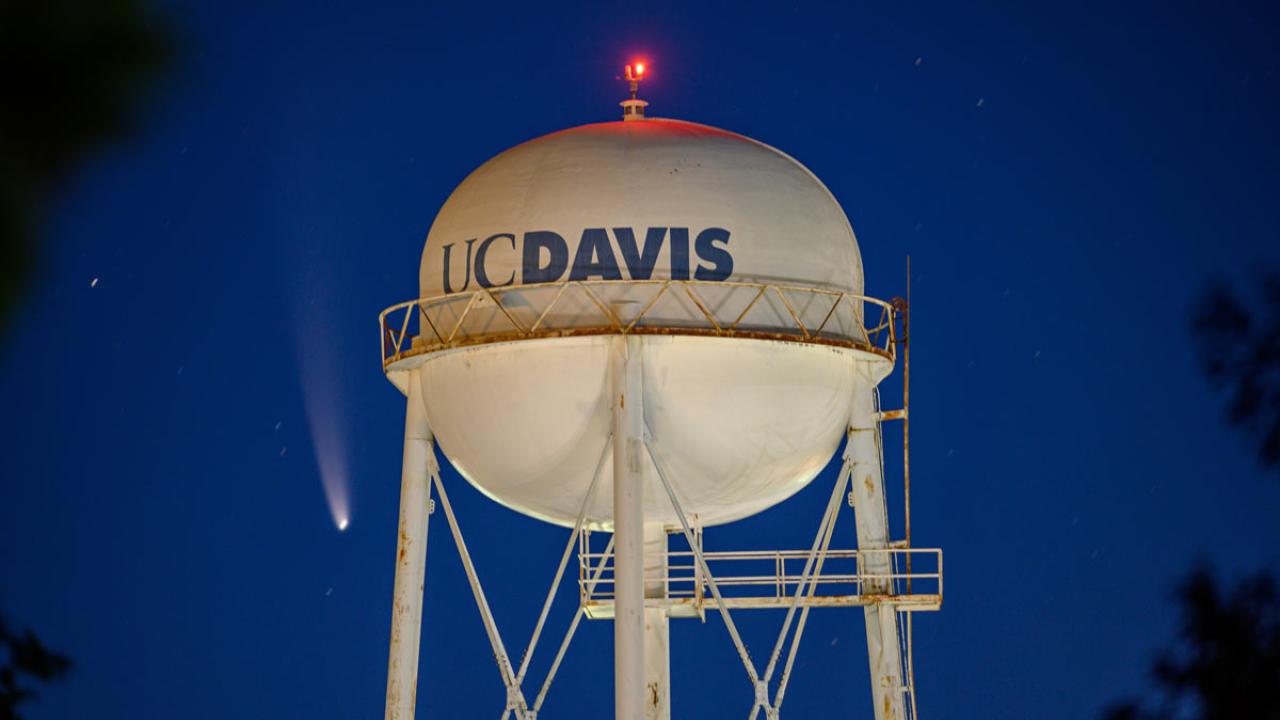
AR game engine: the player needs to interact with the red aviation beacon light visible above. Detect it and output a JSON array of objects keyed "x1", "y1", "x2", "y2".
[{"x1": 621, "y1": 61, "x2": 649, "y2": 120}]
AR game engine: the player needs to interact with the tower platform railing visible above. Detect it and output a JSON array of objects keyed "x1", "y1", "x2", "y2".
[
  {"x1": 577, "y1": 544, "x2": 942, "y2": 619},
  {"x1": 379, "y1": 278, "x2": 898, "y2": 370}
]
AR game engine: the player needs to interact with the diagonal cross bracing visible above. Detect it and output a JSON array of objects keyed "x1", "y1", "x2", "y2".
[
  {"x1": 644, "y1": 436, "x2": 774, "y2": 717},
  {"x1": 430, "y1": 471, "x2": 532, "y2": 719}
]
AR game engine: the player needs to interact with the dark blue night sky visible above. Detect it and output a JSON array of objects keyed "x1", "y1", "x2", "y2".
[{"x1": 2, "y1": 1, "x2": 1279, "y2": 718}]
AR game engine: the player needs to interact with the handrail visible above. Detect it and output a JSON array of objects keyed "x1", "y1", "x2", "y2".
[
  {"x1": 380, "y1": 279, "x2": 897, "y2": 370},
  {"x1": 577, "y1": 546, "x2": 942, "y2": 613}
]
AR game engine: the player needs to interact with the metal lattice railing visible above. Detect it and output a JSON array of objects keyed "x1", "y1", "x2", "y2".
[
  {"x1": 380, "y1": 279, "x2": 897, "y2": 370},
  {"x1": 576, "y1": 544, "x2": 942, "y2": 618}
]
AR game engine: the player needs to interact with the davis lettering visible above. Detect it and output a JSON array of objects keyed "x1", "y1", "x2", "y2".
[{"x1": 441, "y1": 227, "x2": 733, "y2": 293}]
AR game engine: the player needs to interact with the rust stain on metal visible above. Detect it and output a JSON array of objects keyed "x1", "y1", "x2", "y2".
[{"x1": 398, "y1": 531, "x2": 411, "y2": 561}]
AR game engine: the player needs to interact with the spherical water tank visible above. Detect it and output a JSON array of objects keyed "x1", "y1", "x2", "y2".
[{"x1": 383, "y1": 118, "x2": 893, "y2": 529}]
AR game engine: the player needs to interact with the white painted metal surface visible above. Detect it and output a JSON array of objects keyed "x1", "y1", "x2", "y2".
[
  {"x1": 385, "y1": 373, "x2": 433, "y2": 720},
  {"x1": 642, "y1": 523, "x2": 670, "y2": 720},
  {"x1": 379, "y1": 276, "x2": 898, "y2": 530},
  {"x1": 397, "y1": 118, "x2": 882, "y2": 528},
  {"x1": 578, "y1": 545, "x2": 943, "y2": 616},
  {"x1": 420, "y1": 119, "x2": 862, "y2": 301},
  {"x1": 848, "y1": 374, "x2": 906, "y2": 720},
  {"x1": 406, "y1": 335, "x2": 883, "y2": 528},
  {"x1": 612, "y1": 336, "x2": 646, "y2": 720}
]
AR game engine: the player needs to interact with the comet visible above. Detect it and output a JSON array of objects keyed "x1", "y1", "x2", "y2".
[
  {"x1": 279, "y1": 144, "x2": 359, "y2": 534},
  {"x1": 299, "y1": 343, "x2": 352, "y2": 533},
  {"x1": 290, "y1": 273, "x2": 354, "y2": 534}
]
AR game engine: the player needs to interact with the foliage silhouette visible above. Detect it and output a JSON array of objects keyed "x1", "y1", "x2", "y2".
[
  {"x1": 1191, "y1": 274, "x2": 1280, "y2": 471},
  {"x1": 1, "y1": 2, "x2": 170, "y2": 716},
  {"x1": 1103, "y1": 567, "x2": 1280, "y2": 720},
  {"x1": 1104, "y1": 277, "x2": 1280, "y2": 718},
  {"x1": 0, "y1": 0, "x2": 170, "y2": 329},
  {"x1": 0, "y1": 615, "x2": 72, "y2": 720}
]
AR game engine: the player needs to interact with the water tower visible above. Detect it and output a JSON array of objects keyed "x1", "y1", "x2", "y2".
[{"x1": 378, "y1": 64, "x2": 942, "y2": 719}]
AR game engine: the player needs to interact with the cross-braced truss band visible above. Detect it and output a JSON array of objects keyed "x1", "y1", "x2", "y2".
[
  {"x1": 424, "y1": 432, "x2": 940, "y2": 719},
  {"x1": 643, "y1": 435, "x2": 861, "y2": 719},
  {"x1": 429, "y1": 435, "x2": 614, "y2": 720},
  {"x1": 380, "y1": 279, "x2": 900, "y2": 372}
]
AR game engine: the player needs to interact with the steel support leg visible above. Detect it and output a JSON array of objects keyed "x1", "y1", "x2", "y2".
[
  {"x1": 848, "y1": 371, "x2": 906, "y2": 720},
  {"x1": 612, "y1": 336, "x2": 646, "y2": 720},
  {"x1": 386, "y1": 371, "x2": 433, "y2": 720},
  {"x1": 643, "y1": 523, "x2": 670, "y2": 720}
]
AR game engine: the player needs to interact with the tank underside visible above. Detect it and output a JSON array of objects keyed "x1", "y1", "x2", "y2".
[{"x1": 389, "y1": 334, "x2": 890, "y2": 528}]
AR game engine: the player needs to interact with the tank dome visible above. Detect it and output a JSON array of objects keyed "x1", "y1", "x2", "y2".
[
  {"x1": 421, "y1": 119, "x2": 862, "y2": 303},
  {"x1": 390, "y1": 117, "x2": 891, "y2": 529}
]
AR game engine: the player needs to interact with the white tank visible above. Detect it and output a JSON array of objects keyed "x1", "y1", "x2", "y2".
[{"x1": 383, "y1": 118, "x2": 894, "y2": 529}]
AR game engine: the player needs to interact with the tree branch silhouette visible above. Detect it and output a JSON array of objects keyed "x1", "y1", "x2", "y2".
[
  {"x1": 1, "y1": 2, "x2": 171, "y2": 717},
  {"x1": 1103, "y1": 275, "x2": 1280, "y2": 719},
  {"x1": 0, "y1": 0, "x2": 171, "y2": 329},
  {"x1": 1191, "y1": 274, "x2": 1280, "y2": 471},
  {"x1": 0, "y1": 615, "x2": 72, "y2": 720},
  {"x1": 1103, "y1": 567, "x2": 1280, "y2": 720}
]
